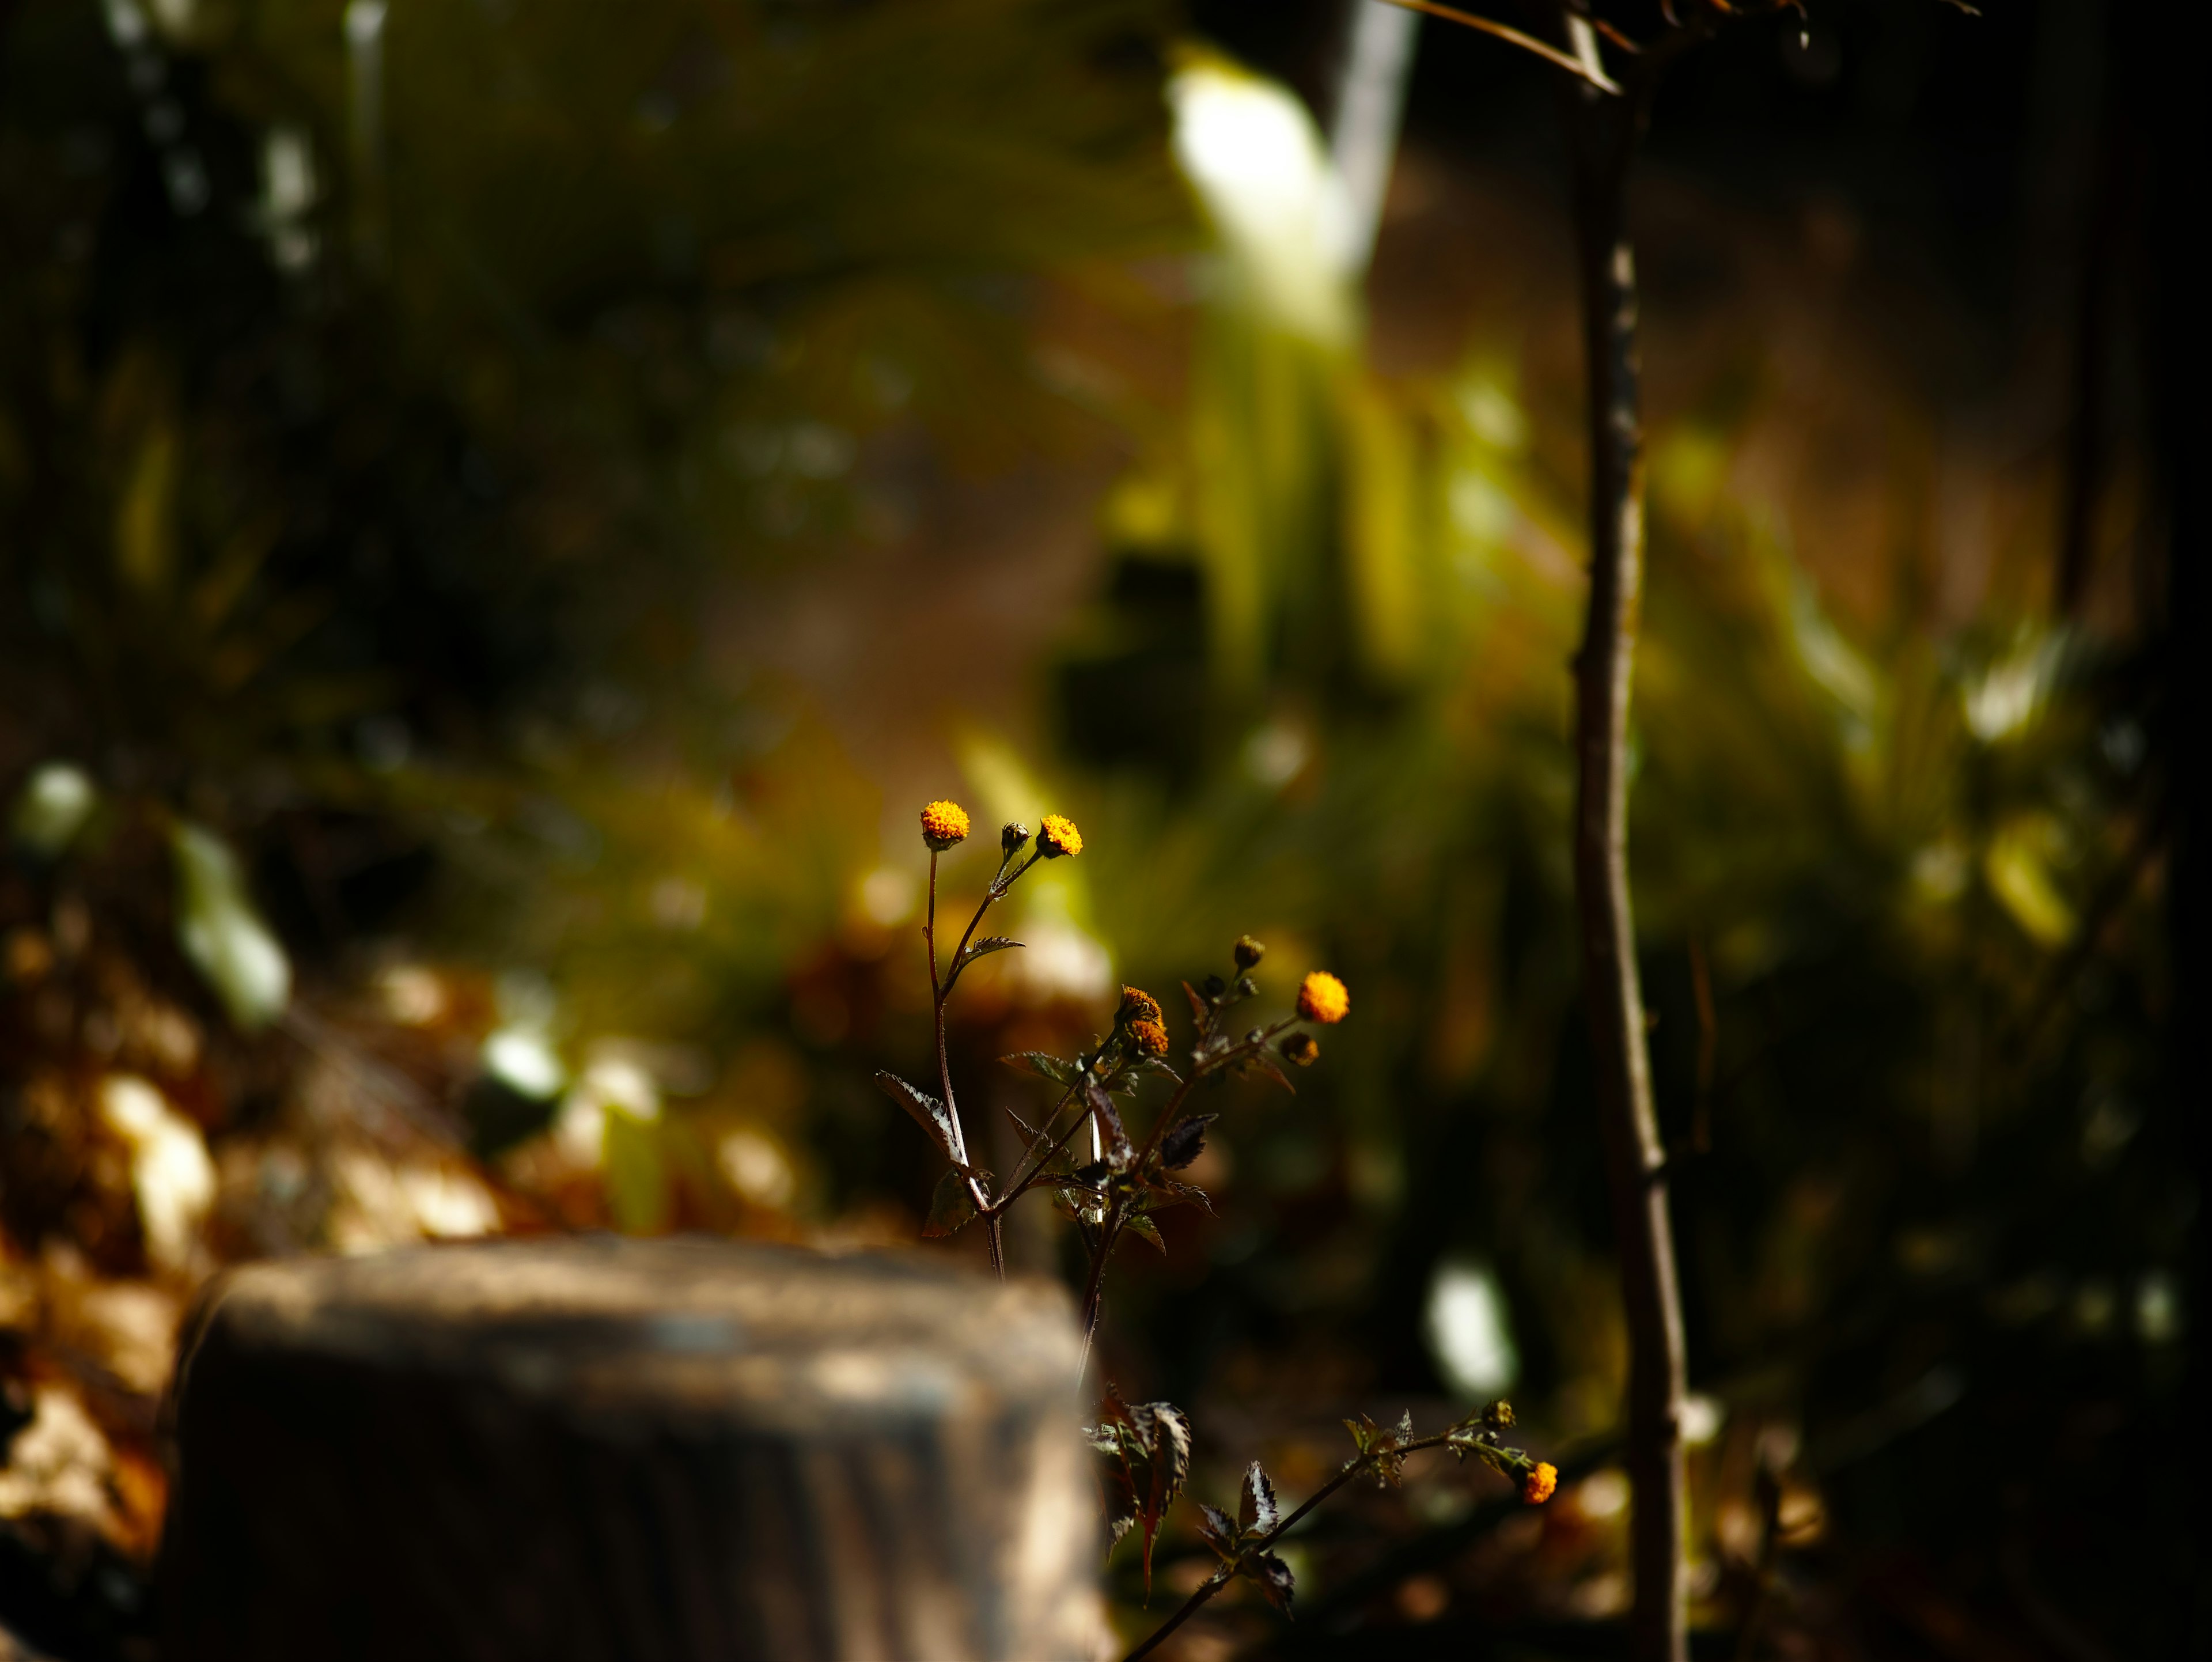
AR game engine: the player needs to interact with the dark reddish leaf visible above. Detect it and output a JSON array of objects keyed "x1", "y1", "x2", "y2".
[{"x1": 1159, "y1": 1113, "x2": 1215, "y2": 1171}]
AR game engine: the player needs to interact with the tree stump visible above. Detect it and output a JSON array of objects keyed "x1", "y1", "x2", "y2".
[{"x1": 159, "y1": 1237, "x2": 1099, "y2": 1661}]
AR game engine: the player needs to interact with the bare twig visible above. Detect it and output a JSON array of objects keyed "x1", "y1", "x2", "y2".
[
  {"x1": 1376, "y1": 0, "x2": 1622, "y2": 92},
  {"x1": 1563, "y1": 23, "x2": 1689, "y2": 1661}
]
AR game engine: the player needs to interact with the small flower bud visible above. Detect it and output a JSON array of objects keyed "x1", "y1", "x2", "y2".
[
  {"x1": 1118, "y1": 986, "x2": 1163, "y2": 1026},
  {"x1": 920, "y1": 800, "x2": 971, "y2": 851},
  {"x1": 1234, "y1": 975, "x2": 1257, "y2": 998},
  {"x1": 1281, "y1": 1032, "x2": 1319, "y2": 1067},
  {"x1": 1001, "y1": 821, "x2": 1029, "y2": 853},
  {"x1": 1037, "y1": 814, "x2": 1082, "y2": 858},
  {"x1": 1481, "y1": 1399, "x2": 1515, "y2": 1430},
  {"x1": 1201, "y1": 974, "x2": 1225, "y2": 998},
  {"x1": 1233, "y1": 936, "x2": 1265, "y2": 971}
]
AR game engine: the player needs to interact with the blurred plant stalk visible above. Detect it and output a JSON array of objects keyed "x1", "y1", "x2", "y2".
[
  {"x1": 1553, "y1": 5, "x2": 1757, "y2": 1657},
  {"x1": 1564, "y1": 41, "x2": 1689, "y2": 1661}
]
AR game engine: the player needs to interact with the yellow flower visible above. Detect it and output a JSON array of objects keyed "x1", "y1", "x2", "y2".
[
  {"x1": 1119, "y1": 986, "x2": 1163, "y2": 1027},
  {"x1": 1280, "y1": 1032, "x2": 1319, "y2": 1067},
  {"x1": 1130, "y1": 1019, "x2": 1170, "y2": 1058},
  {"x1": 1296, "y1": 971, "x2": 1349, "y2": 1025},
  {"x1": 1522, "y1": 1462, "x2": 1557, "y2": 1506},
  {"x1": 919, "y1": 800, "x2": 970, "y2": 850},
  {"x1": 1037, "y1": 813, "x2": 1082, "y2": 858}
]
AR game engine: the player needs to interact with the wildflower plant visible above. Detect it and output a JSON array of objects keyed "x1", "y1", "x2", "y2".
[
  {"x1": 877, "y1": 798, "x2": 1349, "y2": 1336},
  {"x1": 880, "y1": 801, "x2": 1552, "y2": 1655}
]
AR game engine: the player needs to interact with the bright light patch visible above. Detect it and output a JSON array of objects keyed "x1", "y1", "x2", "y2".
[
  {"x1": 1005, "y1": 917, "x2": 1113, "y2": 1006},
  {"x1": 1681, "y1": 1393, "x2": 1725, "y2": 1447},
  {"x1": 650, "y1": 876, "x2": 707, "y2": 930},
  {"x1": 97, "y1": 1074, "x2": 215, "y2": 1274},
  {"x1": 719, "y1": 1128, "x2": 796, "y2": 1208},
  {"x1": 1169, "y1": 59, "x2": 1354, "y2": 343},
  {"x1": 1459, "y1": 381, "x2": 1529, "y2": 453},
  {"x1": 484, "y1": 1028, "x2": 565, "y2": 1100},
  {"x1": 859, "y1": 865, "x2": 917, "y2": 927},
  {"x1": 376, "y1": 964, "x2": 446, "y2": 1026},
  {"x1": 2136, "y1": 1271, "x2": 2180, "y2": 1344},
  {"x1": 554, "y1": 1054, "x2": 660, "y2": 1166},
  {"x1": 1964, "y1": 631, "x2": 2066, "y2": 743},
  {"x1": 1242, "y1": 721, "x2": 1309, "y2": 788},
  {"x1": 1575, "y1": 1468, "x2": 1630, "y2": 1520},
  {"x1": 171, "y1": 821, "x2": 291, "y2": 1029},
  {"x1": 12, "y1": 763, "x2": 97, "y2": 856},
  {"x1": 1424, "y1": 1258, "x2": 1519, "y2": 1398}
]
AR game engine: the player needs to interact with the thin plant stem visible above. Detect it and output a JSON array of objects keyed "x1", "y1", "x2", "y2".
[
  {"x1": 925, "y1": 847, "x2": 1005, "y2": 1275},
  {"x1": 993, "y1": 1078, "x2": 1092, "y2": 1210},
  {"x1": 1121, "y1": 1434, "x2": 1459, "y2": 1662},
  {"x1": 1075, "y1": 1216, "x2": 1117, "y2": 1385},
  {"x1": 1564, "y1": 36, "x2": 1687, "y2": 1662},
  {"x1": 1078, "y1": 1018, "x2": 1295, "y2": 1375}
]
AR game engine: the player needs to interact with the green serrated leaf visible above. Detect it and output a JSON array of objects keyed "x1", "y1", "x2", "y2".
[
  {"x1": 1002, "y1": 1051, "x2": 1076, "y2": 1085},
  {"x1": 921, "y1": 1167, "x2": 978, "y2": 1237},
  {"x1": 874, "y1": 1071, "x2": 957, "y2": 1155},
  {"x1": 1147, "y1": 1178, "x2": 1214, "y2": 1215},
  {"x1": 958, "y1": 936, "x2": 1024, "y2": 968},
  {"x1": 1124, "y1": 1213, "x2": 1165, "y2": 1252}
]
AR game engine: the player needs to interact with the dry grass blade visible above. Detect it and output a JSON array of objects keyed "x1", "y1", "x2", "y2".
[{"x1": 1375, "y1": 0, "x2": 1622, "y2": 93}]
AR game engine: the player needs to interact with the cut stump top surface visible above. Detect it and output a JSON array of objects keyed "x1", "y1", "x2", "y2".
[{"x1": 185, "y1": 1236, "x2": 1083, "y2": 1432}]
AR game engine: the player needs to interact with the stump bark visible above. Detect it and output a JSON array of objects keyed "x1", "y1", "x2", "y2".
[{"x1": 159, "y1": 1237, "x2": 1097, "y2": 1661}]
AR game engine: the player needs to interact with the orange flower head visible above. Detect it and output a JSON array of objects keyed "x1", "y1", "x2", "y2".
[
  {"x1": 1522, "y1": 1463, "x2": 1558, "y2": 1506},
  {"x1": 1130, "y1": 1019, "x2": 1171, "y2": 1058},
  {"x1": 920, "y1": 800, "x2": 971, "y2": 851},
  {"x1": 1037, "y1": 814, "x2": 1082, "y2": 858},
  {"x1": 1119, "y1": 986, "x2": 1164, "y2": 1027},
  {"x1": 1297, "y1": 971, "x2": 1350, "y2": 1025},
  {"x1": 1281, "y1": 1032, "x2": 1319, "y2": 1067}
]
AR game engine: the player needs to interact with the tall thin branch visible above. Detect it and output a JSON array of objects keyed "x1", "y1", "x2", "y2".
[{"x1": 1563, "y1": 34, "x2": 1689, "y2": 1662}]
